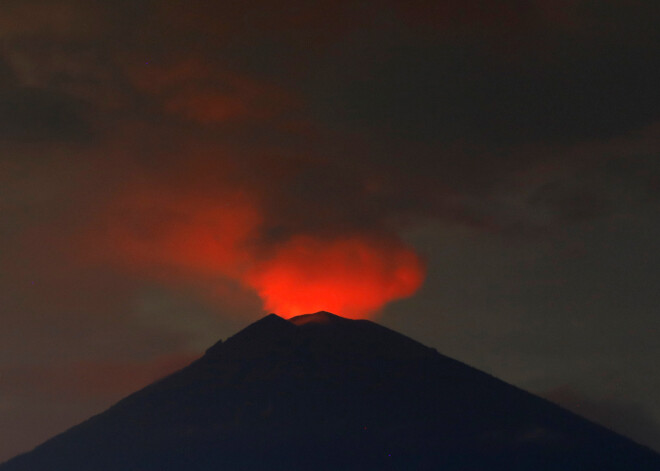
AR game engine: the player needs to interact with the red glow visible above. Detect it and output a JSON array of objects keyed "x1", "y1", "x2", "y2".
[
  {"x1": 98, "y1": 188, "x2": 261, "y2": 280},
  {"x1": 245, "y1": 236, "x2": 425, "y2": 319},
  {"x1": 93, "y1": 185, "x2": 425, "y2": 320}
]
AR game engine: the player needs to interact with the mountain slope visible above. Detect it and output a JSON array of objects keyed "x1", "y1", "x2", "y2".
[{"x1": 2, "y1": 312, "x2": 659, "y2": 470}]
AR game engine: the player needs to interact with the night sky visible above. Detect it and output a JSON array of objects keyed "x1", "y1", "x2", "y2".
[{"x1": 1, "y1": 0, "x2": 660, "y2": 460}]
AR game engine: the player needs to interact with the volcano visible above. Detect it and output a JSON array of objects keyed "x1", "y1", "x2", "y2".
[{"x1": 2, "y1": 312, "x2": 659, "y2": 470}]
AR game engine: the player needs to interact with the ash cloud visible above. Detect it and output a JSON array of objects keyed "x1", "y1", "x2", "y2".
[
  {"x1": 0, "y1": 87, "x2": 92, "y2": 142},
  {"x1": 0, "y1": 0, "x2": 658, "y2": 331},
  {"x1": 1, "y1": 0, "x2": 659, "y2": 344}
]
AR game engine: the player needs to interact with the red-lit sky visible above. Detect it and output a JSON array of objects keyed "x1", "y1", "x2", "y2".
[{"x1": 2, "y1": 0, "x2": 660, "y2": 460}]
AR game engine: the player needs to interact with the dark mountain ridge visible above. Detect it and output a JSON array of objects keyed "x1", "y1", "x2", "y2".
[{"x1": 2, "y1": 311, "x2": 659, "y2": 470}]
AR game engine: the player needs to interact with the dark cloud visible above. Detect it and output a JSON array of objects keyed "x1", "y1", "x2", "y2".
[
  {"x1": 0, "y1": 59, "x2": 16, "y2": 88},
  {"x1": 300, "y1": 1, "x2": 660, "y2": 145},
  {"x1": 0, "y1": 0, "x2": 103, "y2": 40},
  {"x1": 0, "y1": 87, "x2": 92, "y2": 142},
  {"x1": 528, "y1": 183, "x2": 613, "y2": 223},
  {"x1": 1, "y1": 57, "x2": 86, "y2": 142},
  {"x1": 544, "y1": 387, "x2": 660, "y2": 451}
]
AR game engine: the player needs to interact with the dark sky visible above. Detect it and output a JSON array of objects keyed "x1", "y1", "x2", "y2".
[{"x1": 1, "y1": 0, "x2": 660, "y2": 460}]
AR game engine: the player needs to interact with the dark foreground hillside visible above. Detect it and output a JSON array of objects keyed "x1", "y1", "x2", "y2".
[{"x1": 3, "y1": 311, "x2": 659, "y2": 470}]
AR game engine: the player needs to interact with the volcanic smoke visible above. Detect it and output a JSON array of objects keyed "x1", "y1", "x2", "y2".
[
  {"x1": 93, "y1": 183, "x2": 425, "y2": 319},
  {"x1": 245, "y1": 235, "x2": 424, "y2": 319}
]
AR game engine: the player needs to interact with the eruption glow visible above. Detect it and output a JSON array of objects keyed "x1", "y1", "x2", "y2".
[
  {"x1": 94, "y1": 185, "x2": 425, "y2": 320},
  {"x1": 99, "y1": 189, "x2": 261, "y2": 280},
  {"x1": 245, "y1": 236, "x2": 425, "y2": 319}
]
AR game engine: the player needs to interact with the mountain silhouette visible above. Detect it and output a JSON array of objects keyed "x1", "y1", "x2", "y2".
[{"x1": 2, "y1": 311, "x2": 659, "y2": 470}]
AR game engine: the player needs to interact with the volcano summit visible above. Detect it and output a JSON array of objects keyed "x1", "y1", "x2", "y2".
[{"x1": 2, "y1": 312, "x2": 659, "y2": 470}]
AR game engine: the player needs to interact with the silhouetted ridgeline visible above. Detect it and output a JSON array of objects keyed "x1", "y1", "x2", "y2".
[{"x1": 3, "y1": 312, "x2": 660, "y2": 470}]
